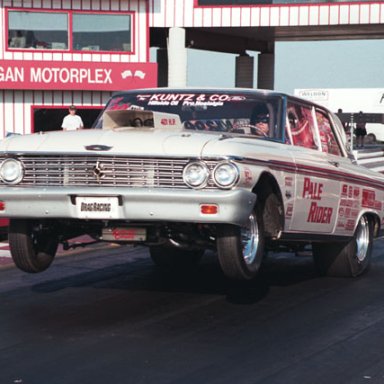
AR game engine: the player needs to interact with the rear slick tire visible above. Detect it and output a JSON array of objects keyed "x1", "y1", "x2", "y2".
[
  {"x1": 313, "y1": 215, "x2": 373, "y2": 277},
  {"x1": 9, "y1": 219, "x2": 59, "y2": 273}
]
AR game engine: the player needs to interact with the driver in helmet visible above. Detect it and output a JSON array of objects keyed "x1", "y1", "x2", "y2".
[{"x1": 252, "y1": 113, "x2": 269, "y2": 136}]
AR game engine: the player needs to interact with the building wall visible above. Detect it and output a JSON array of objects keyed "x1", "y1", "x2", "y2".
[{"x1": 149, "y1": 0, "x2": 384, "y2": 27}]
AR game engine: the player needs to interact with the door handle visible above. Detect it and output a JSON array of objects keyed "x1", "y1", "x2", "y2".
[{"x1": 328, "y1": 161, "x2": 340, "y2": 167}]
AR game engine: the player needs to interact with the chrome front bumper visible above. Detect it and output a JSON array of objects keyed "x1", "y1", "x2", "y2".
[{"x1": 0, "y1": 187, "x2": 256, "y2": 226}]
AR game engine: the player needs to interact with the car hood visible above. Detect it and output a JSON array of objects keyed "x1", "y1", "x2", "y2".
[
  {"x1": 0, "y1": 129, "x2": 221, "y2": 157},
  {"x1": 0, "y1": 129, "x2": 278, "y2": 159}
]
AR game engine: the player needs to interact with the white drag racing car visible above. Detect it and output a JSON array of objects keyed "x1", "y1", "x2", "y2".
[{"x1": 0, "y1": 88, "x2": 383, "y2": 280}]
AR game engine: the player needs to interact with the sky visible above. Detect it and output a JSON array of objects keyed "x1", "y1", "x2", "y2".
[{"x1": 186, "y1": 39, "x2": 384, "y2": 94}]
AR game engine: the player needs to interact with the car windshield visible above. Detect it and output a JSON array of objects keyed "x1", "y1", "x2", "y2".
[{"x1": 93, "y1": 91, "x2": 285, "y2": 141}]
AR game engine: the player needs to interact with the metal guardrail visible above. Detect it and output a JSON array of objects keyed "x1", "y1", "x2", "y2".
[{"x1": 355, "y1": 146, "x2": 384, "y2": 174}]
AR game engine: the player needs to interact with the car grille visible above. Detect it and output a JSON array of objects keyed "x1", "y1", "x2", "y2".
[{"x1": 1, "y1": 155, "x2": 219, "y2": 189}]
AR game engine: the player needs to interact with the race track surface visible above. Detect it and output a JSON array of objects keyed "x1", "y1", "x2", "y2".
[{"x1": 1, "y1": 240, "x2": 384, "y2": 384}]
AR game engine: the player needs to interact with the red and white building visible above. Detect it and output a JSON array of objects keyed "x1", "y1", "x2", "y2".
[
  {"x1": 1, "y1": 0, "x2": 156, "y2": 135},
  {"x1": 0, "y1": 0, "x2": 383, "y2": 136}
]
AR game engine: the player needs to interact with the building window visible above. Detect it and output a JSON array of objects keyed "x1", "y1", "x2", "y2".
[
  {"x1": 73, "y1": 14, "x2": 131, "y2": 52},
  {"x1": 8, "y1": 11, "x2": 68, "y2": 50},
  {"x1": 7, "y1": 9, "x2": 132, "y2": 53}
]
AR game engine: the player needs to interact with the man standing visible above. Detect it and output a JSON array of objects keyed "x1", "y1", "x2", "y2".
[
  {"x1": 61, "y1": 105, "x2": 84, "y2": 131},
  {"x1": 355, "y1": 111, "x2": 367, "y2": 149}
]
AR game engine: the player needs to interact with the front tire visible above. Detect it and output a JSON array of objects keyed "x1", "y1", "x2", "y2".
[
  {"x1": 9, "y1": 219, "x2": 59, "y2": 273},
  {"x1": 313, "y1": 215, "x2": 373, "y2": 277},
  {"x1": 216, "y1": 206, "x2": 265, "y2": 280}
]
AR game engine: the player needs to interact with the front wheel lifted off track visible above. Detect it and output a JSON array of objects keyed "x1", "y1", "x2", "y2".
[
  {"x1": 313, "y1": 215, "x2": 373, "y2": 277},
  {"x1": 216, "y1": 207, "x2": 265, "y2": 281},
  {"x1": 9, "y1": 219, "x2": 59, "y2": 273}
]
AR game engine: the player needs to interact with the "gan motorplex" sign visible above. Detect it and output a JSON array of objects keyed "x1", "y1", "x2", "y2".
[{"x1": 0, "y1": 60, "x2": 157, "y2": 91}]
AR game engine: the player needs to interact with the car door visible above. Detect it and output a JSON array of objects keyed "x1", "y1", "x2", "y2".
[{"x1": 287, "y1": 101, "x2": 342, "y2": 234}]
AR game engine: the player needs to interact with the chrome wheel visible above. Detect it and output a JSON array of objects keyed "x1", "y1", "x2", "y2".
[
  {"x1": 355, "y1": 216, "x2": 370, "y2": 262},
  {"x1": 241, "y1": 212, "x2": 259, "y2": 265},
  {"x1": 313, "y1": 214, "x2": 373, "y2": 277}
]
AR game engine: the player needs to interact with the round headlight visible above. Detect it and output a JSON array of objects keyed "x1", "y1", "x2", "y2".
[
  {"x1": 0, "y1": 158, "x2": 24, "y2": 184},
  {"x1": 183, "y1": 162, "x2": 209, "y2": 188},
  {"x1": 213, "y1": 162, "x2": 239, "y2": 188}
]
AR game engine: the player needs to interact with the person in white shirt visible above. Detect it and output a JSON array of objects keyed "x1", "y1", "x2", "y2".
[{"x1": 61, "y1": 105, "x2": 84, "y2": 131}]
